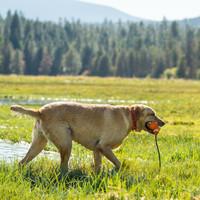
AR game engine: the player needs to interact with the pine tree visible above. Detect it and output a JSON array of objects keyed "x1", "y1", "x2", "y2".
[
  {"x1": 170, "y1": 21, "x2": 179, "y2": 38},
  {"x1": 11, "y1": 49, "x2": 25, "y2": 74},
  {"x1": 91, "y1": 49, "x2": 103, "y2": 76},
  {"x1": 151, "y1": 57, "x2": 165, "y2": 78},
  {"x1": 97, "y1": 54, "x2": 111, "y2": 77},
  {"x1": 51, "y1": 47, "x2": 65, "y2": 75},
  {"x1": 177, "y1": 55, "x2": 186, "y2": 78},
  {"x1": 80, "y1": 45, "x2": 93, "y2": 74},
  {"x1": 116, "y1": 50, "x2": 128, "y2": 77},
  {"x1": 10, "y1": 12, "x2": 22, "y2": 49},
  {"x1": 128, "y1": 51, "x2": 137, "y2": 77},
  {"x1": 1, "y1": 41, "x2": 14, "y2": 74},
  {"x1": 61, "y1": 46, "x2": 81, "y2": 75},
  {"x1": 186, "y1": 28, "x2": 196, "y2": 78},
  {"x1": 24, "y1": 40, "x2": 36, "y2": 74},
  {"x1": 3, "y1": 11, "x2": 12, "y2": 42},
  {"x1": 38, "y1": 47, "x2": 53, "y2": 75}
]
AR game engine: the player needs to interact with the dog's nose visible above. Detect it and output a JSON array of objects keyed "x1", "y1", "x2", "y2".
[{"x1": 159, "y1": 121, "x2": 165, "y2": 127}]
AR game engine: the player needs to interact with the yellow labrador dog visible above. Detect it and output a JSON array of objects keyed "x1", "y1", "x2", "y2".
[{"x1": 11, "y1": 102, "x2": 165, "y2": 173}]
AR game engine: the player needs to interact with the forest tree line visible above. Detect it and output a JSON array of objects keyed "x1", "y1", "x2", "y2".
[{"x1": 0, "y1": 11, "x2": 200, "y2": 78}]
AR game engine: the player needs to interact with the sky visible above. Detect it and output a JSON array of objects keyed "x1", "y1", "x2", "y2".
[{"x1": 81, "y1": 0, "x2": 200, "y2": 20}]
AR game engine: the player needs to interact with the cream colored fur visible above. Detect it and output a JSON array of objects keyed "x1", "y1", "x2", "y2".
[{"x1": 11, "y1": 102, "x2": 165, "y2": 173}]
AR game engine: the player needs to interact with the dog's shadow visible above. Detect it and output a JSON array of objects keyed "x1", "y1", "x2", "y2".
[
  {"x1": 21, "y1": 167, "x2": 108, "y2": 191},
  {"x1": 20, "y1": 165, "x2": 147, "y2": 192}
]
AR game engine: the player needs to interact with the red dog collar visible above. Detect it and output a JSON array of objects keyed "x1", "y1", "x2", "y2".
[{"x1": 130, "y1": 107, "x2": 137, "y2": 131}]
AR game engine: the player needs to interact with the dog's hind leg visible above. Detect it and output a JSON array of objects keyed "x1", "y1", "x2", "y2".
[
  {"x1": 20, "y1": 120, "x2": 47, "y2": 165},
  {"x1": 46, "y1": 125, "x2": 72, "y2": 174}
]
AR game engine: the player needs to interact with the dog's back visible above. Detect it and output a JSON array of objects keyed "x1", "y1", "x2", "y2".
[{"x1": 37, "y1": 102, "x2": 131, "y2": 150}]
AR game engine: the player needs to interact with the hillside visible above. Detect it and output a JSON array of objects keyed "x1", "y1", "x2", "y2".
[
  {"x1": 179, "y1": 16, "x2": 200, "y2": 27},
  {"x1": 0, "y1": 0, "x2": 142, "y2": 23}
]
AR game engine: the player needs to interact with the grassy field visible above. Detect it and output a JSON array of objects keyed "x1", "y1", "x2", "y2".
[{"x1": 0, "y1": 75, "x2": 200, "y2": 199}]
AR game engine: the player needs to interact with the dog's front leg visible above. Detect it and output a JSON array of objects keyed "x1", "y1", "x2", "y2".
[
  {"x1": 97, "y1": 143, "x2": 121, "y2": 170},
  {"x1": 93, "y1": 150, "x2": 102, "y2": 173}
]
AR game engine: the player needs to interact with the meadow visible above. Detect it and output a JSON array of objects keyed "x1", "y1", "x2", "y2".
[{"x1": 0, "y1": 75, "x2": 200, "y2": 199}]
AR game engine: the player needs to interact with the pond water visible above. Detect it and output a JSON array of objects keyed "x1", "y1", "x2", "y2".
[
  {"x1": 0, "y1": 139, "x2": 59, "y2": 163},
  {"x1": 0, "y1": 97, "x2": 154, "y2": 106}
]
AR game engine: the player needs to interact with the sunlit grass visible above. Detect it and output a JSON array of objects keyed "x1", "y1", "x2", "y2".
[
  {"x1": 0, "y1": 75, "x2": 200, "y2": 199},
  {"x1": 0, "y1": 138, "x2": 200, "y2": 200}
]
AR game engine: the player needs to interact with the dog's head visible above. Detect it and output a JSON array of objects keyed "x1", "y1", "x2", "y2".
[{"x1": 131, "y1": 105, "x2": 165, "y2": 134}]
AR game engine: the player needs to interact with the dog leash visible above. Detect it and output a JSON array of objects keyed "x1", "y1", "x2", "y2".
[
  {"x1": 147, "y1": 121, "x2": 161, "y2": 171},
  {"x1": 155, "y1": 134, "x2": 161, "y2": 171},
  {"x1": 130, "y1": 109, "x2": 161, "y2": 171}
]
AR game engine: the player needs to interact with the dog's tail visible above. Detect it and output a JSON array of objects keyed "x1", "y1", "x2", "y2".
[{"x1": 11, "y1": 105, "x2": 41, "y2": 119}]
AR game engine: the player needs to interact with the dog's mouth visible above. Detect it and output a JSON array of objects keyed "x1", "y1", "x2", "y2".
[{"x1": 145, "y1": 121, "x2": 160, "y2": 134}]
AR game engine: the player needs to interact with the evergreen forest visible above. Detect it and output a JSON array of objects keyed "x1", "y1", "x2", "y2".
[{"x1": 0, "y1": 11, "x2": 200, "y2": 78}]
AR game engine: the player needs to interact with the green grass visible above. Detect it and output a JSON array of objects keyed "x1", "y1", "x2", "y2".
[{"x1": 0, "y1": 75, "x2": 200, "y2": 199}]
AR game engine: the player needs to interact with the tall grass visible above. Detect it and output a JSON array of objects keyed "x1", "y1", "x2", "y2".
[{"x1": 0, "y1": 76, "x2": 200, "y2": 199}]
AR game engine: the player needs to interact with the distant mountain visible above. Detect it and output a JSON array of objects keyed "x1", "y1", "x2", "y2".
[
  {"x1": 0, "y1": 0, "x2": 143, "y2": 23},
  {"x1": 1, "y1": 0, "x2": 200, "y2": 26},
  {"x1": 179, "y1": 16, "x2": 200, "y2": 27}
]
